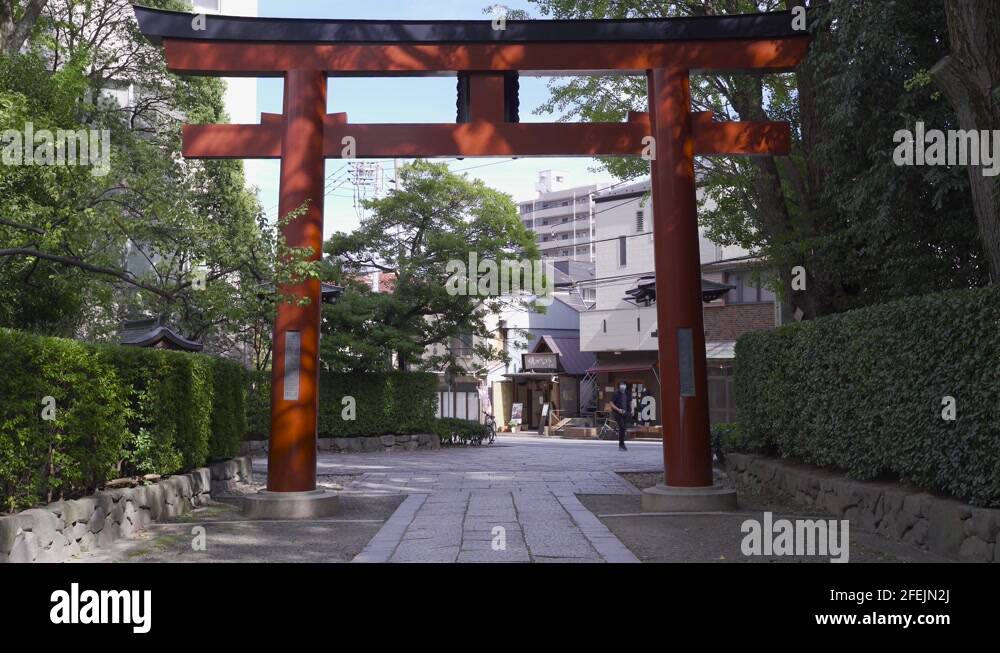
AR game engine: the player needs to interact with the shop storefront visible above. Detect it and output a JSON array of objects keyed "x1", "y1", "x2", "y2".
[
  {"x1": 498, "y1": 337, "x2": 593, "y2": 432},
  {"x1": 584, "y1": 356, "x2": 661, "y2": 427}
]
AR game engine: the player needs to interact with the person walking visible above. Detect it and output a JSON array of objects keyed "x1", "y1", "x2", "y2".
[{"x1": 610, "y1": 381, "x2": 630, "y2": 451}]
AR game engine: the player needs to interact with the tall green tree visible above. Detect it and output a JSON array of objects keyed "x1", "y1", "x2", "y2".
[
  {"x1": 0, "y1": 0, "x2": 276, "y2": 358},
  {"x1": 322, "y1": 160, "x2": 540, "y2": 374},
  {"x1": 530, "y1": 0, "x2": 988, "y2": 318},
  {"x1": 930, "y1": 0, "x2": 1000, "y2": 282},
  {"x1": 806, "y1": 0, "x2": 987, "y2": 307}
]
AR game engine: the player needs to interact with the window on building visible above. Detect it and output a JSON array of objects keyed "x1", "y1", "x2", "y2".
[
  {"x1": 561, "y1": 234, "x2": 569, "y2": 240},
  {"x1": 635, "y1": 210, "x2": 645, "y2": 233},
  {"x1": 450, "y1": 333, "x2": 474, "y2": 356},
  {"x1": 725, "y1": 272, "x2": 777, "y2": 304},
  {"x1": 618, "y1": 236, "x2": 627, "y2": 267},
  {"x1": 541, "y1": 219, "x2": 549, "y2": 226}
]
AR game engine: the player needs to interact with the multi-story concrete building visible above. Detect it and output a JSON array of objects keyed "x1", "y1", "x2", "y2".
[
  {"x1": 578, "y1": 179, "x2": 781, "y2": 426},
  {"x1": 518, "y1": 170, "x2": 603, "y2": 264}
]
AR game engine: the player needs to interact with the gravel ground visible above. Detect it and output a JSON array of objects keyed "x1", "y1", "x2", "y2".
[
  {"x1": 77, "y1": 494, "x2": 405, "y2": 563},
  {"x1": 594, "y1": 468, "x2": 950, "y2": 563},
  {"x1": 618, "y1": 471, "x2": 662, "y2": 490}
]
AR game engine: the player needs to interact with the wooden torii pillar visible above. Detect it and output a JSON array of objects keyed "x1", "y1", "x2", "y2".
[{"x1": 134, "y1": 6, "x2": 808, "y2": 516}]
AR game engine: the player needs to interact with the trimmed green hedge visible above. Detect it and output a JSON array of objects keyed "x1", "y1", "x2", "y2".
[
  {"x1": 734, "y1": 286, "x2": 1000, "y2": 507},
  {"x1": 210, "y1": 360, "x2": 248, "y2": 461},
  {"x1": 246, "y1": 370, "x2": 438, "y2": 439},
  {"x1": 0, "y1": 328, "x2": 248, "y2": 511},
  {"x1": 431, "y1": 418, "x2": 490, "y2": 445}
]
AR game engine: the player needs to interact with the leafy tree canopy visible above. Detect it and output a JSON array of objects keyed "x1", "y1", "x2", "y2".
[
  {"x1": 528, "y1": 0, "x2": 988, "y2": 318},
  {"x1": 0, "y1": 0, "x2": 276, "y2": 363},
  {"x1": 322, "y1": 160, "x2": 540, "y2": 374}
]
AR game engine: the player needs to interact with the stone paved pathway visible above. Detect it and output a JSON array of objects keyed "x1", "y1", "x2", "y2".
[{"x1": 262, "y1": 436, "x2": 662, "y2": 563}]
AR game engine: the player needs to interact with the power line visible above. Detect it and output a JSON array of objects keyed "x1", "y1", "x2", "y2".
[
  {"x1": 562, "y1": 270, "x2": 655, "y2": 287},
  {"x1": 451, "y1": 159, "x2": 518, "y2": 173},
  {"x1": 262, "y1": 163, "x2": 362, "y2": 219}
]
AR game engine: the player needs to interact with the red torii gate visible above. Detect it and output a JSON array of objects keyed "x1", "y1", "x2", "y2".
[{"x1": 135, "y1": 6, "x2": 808, "y2": 516}]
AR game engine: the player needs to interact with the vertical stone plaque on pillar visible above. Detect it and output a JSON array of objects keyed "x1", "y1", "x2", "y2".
[
  {"x1": 283, "y1": 331, "x2": 301, "y2": 401},
  {"x1": 677, "y1": 327, "x2": 695, "y2": 397}
]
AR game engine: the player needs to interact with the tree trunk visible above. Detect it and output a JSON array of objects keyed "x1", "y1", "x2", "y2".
[
  {"x1": 0, "y1": 0, "x2": 48, "y2": 57},
  {"x1": 930, "y1": 0, "x2": 1000, "y2": 283}
]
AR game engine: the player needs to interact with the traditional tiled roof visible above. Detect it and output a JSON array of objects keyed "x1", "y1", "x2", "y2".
[{"x1": 119, "y1": 317, "x2": 203, "y2": 352}]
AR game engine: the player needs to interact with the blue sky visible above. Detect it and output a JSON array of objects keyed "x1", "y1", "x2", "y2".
[{"x1": 246, "y1": 0, "x2": 617, "y2": 238}]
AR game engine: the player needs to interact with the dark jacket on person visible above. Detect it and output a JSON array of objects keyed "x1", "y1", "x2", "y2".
[{"x1": 611, "y1": 389, "x2": 630, "y2": 421}]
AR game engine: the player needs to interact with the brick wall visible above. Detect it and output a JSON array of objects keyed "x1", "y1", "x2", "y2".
[{"x1": 703, "y1": 302, "x2": 775, "y2": 341}]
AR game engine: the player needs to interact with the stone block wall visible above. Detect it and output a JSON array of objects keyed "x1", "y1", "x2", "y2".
[
  {"x1": 0, "y1": 455, "x2": 253, "y2": 563},
  {"x1": 241, "y1": 433, "x2": 441, "y2": 456},
  {"x1": 725, "y1": 453, "x2": 1000, "y2": 562}
]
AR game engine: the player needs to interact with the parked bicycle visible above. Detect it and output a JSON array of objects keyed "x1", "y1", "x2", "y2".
[
  {"x1": 482, "y1": 411, "x2": 497, "y2": 445},
  {"x1": 446, "y1": 413, "x2": 498, "y2": 446}
]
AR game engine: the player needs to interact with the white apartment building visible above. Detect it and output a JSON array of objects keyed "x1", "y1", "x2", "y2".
[
  {"x1": 518, "y1": 170, "x2": 605, "y2": 264},
  {"x1": 580, "y1": 179, "x2": 749, "y2": 354}
]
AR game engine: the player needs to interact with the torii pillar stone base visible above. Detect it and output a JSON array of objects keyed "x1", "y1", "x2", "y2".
[
  {"x1": 641, "y1": 484, "x2": 738, "y2": 512},
  {"x1": 243, "y1": 490, "x2": 340, "y2": 520}
]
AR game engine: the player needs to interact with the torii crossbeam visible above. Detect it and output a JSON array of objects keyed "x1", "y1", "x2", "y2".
[{"x1": 134, "y1": 5, "x2": 809, "y2": 514}]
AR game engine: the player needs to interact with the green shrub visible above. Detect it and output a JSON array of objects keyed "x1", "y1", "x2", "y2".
[
  {"x1": 246, "y1": 370, "x2": 438, "y2": 439},
  {"x1": 209, "y1": 359, "x2": 248, "y2": 459},
  {"x1": 246, "y1": 370, "x2": 270, "y2": 439},
  {"x1": 431, "y1": 418, "x2": 490, "y2": 446},
  {"x1": 0, "y1": 328, "x2": 249, "y2": 511},
  {"x1": 96, "y1": 346, "x2": 183, "y2": 476},
  {"x1": 734, "y1": 286, "x2": 1000, "y2": 507},
  {"x1": 710, "y1": 422, "x2": 760, "y2": 464},
  {"x1": 0, "y1": 329, "x2": 129, "y2": 511}
]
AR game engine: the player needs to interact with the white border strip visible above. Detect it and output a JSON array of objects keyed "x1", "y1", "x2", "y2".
[
  {"x1": 352, "y1": 494, "x2": 427, "y2": 563},
  {"x1": 555, "y1": 494, "x2": 640, "y2": 563}
]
